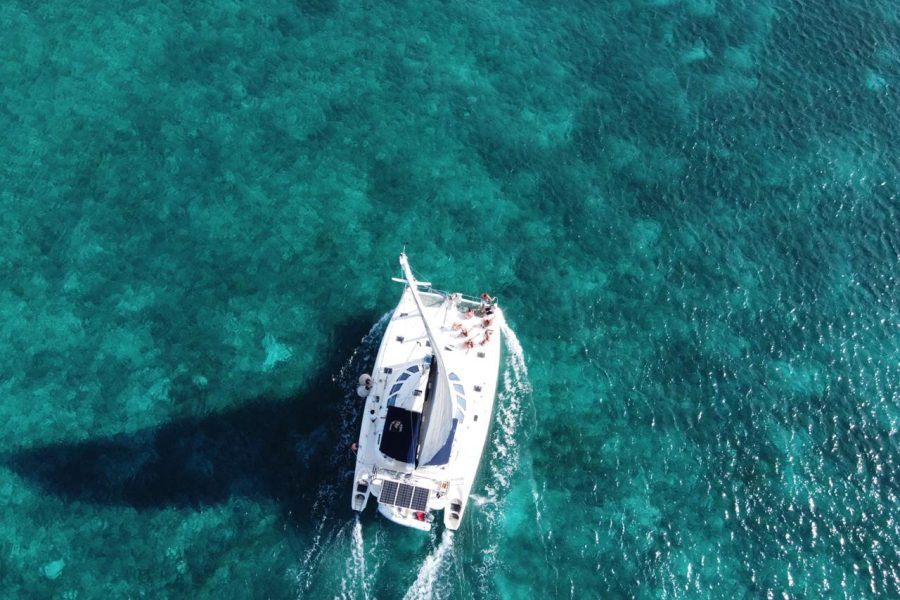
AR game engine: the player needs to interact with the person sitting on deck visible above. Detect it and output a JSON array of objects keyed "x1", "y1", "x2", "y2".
[{"x1": 480, "y1": 292, "x2": 496, "y2": 315}]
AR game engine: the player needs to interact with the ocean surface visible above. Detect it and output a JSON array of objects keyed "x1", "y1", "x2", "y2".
[{"x1": 1, "y1": 0, "x2": 898, "y2": 597}]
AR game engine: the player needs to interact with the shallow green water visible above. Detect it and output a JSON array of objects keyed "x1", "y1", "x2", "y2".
[{"x1": 1, "y1": 0, "x2": 898, "y2": 597}]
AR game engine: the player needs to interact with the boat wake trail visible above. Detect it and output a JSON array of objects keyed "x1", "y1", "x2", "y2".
[
  {"x1": 292, "y1": 313, "x2": 391, "y2": 598},
  {"x1": 473, "y1": 322, "x2": 534, "y2": 594},
  {"x1": 490, "y1": 322, "x2": 532, "y2": 493},
  {"x1": 402, "y1": 530, "x2": 456, "y2": 600},
  {"x1": 496, "y1": 322, "x2": 531, "y2": 477},
  {"x1": 337, "y1": 516, "x2": 370, "y2": 600}
]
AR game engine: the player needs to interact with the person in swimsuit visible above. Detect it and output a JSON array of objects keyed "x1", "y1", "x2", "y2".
[{"x1": 479, "y1": 292, "x2": 496, "y2": 316}]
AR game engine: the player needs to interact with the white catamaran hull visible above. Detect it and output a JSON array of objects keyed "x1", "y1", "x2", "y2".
[{"x1": 351, "y1": 255, "x2": 503, "y2": 531}]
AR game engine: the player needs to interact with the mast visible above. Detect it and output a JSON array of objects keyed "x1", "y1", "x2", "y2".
[
  {"x1": 399, "y1": 253, "x2": 449, "y2": 369},
  {"x1": 398, "y1": 253, "x2": 456, "y2": 466}
]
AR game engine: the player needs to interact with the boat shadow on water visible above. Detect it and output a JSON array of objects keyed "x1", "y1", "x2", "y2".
[{"x1": 3, "y1": 317, "x2": 377, "y2": 531}]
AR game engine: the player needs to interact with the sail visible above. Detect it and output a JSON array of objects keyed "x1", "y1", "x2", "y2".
[{"x1": 398, "y1": 254, "x2": 456, "y2": 466}]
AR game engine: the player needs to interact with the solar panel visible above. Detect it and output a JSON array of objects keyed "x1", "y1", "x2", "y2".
[
  {"x1": 411, "y1": 487, "x2": 429, "y2": 511},
  {"x1": 381, "y1": 480, "x2": 399, "y2": 505},
  {"x1": 379, "y1": 480, "x2": 431, "y2": 511},
  {"x1": 396, "y1": 483, "x2": 414, "y2": 508}
]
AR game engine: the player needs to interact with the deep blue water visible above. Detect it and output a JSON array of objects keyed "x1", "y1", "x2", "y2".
[{"x1": 1, "y1": 0, "x2": 898, "y2": 597}]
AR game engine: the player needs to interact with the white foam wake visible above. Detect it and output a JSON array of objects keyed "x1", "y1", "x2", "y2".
[
  {"x1": 402, "y1": 531, "x2": 456, "y2": 600},
  {"x1": 500, "y1": 322, "x2": 531, "y2": 383},
  {"x1": 472, "y1": 322, "x2": 533, "y2": 595},
  {"x1": 337, "y1": 517, "x2": 370, "y2": 600},
  {"x1": 486, "y1": 321, "x2": 531, "y2": 494}
]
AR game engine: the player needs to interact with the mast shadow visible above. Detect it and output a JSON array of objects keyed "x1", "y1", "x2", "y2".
[{"x1": 3, "y1": 317, "x2": 375, "y2": 526}]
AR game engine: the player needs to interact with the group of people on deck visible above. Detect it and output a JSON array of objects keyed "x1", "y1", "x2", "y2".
[{"x1": 451, "y1": 292, "x2": 496, "y2": 350}]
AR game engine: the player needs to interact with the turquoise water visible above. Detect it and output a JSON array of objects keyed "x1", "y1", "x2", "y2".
[{"x1": 1, "y1": 0, "x2": 898, "y2": 597}]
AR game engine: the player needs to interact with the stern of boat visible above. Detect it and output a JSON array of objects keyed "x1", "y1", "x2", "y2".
[{"x1": 377, "y1": 503, "x2": 432, "y2": 531}]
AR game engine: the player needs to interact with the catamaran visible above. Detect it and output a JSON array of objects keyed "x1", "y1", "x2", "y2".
[{"x1": 350, "y1": 253, "x2": 504, "y2": 531}]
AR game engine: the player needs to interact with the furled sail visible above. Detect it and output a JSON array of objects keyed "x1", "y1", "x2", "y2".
[{"x1": 399, "y1": 254, "x2": 456, "y2": 466}]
